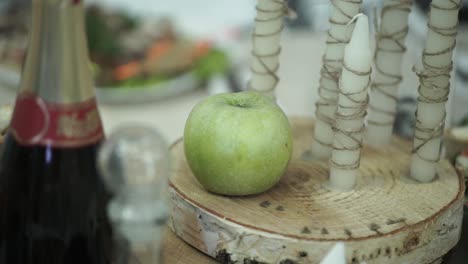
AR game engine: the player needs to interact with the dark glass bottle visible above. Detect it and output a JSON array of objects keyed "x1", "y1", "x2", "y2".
[{"x1": 0, "y1": 0, "x2": 113, "y2": 263}]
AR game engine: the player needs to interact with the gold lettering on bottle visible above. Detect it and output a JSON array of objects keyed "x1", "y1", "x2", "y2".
[{"x1": 57, "y1": 109, "x2": 100, "y2": 138}]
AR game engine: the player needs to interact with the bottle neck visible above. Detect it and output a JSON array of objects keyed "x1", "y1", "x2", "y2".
[
  {"x1": 9, "y1": 0, "x2": 104, "y2": 148},
  {"x1": 20, "y1": 0, "x2": 94, "y2": 104}
]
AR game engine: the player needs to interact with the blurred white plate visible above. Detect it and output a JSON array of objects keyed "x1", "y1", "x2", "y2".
[
  {"x1": 0, "y1": 66, "x2": 20, "y2": 90},
  {"x1": 95, "y1": 72, "x2": 200, "y2": 105},
  {"x1": 0, "y1": 65, "x2": 201, "y2": 105},
  {"x1": 0, "y1": 0, "x2": 253, "y2": 104}
]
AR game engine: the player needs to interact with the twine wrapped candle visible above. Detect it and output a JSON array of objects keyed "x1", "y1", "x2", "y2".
[
  {"x1": 249, "y1": 0, "x2": 294, "y2": 98},
  {"x1": 329, "y1": 14, "x2": 372, "y2": 191},
  {"x1": 311, "y1": 0, "x2": 362, "y2": 159},
  {"x1": 411, "y1": 0, "x2": 461, "y2": 182},
  {"x1": 366, "y1": 0, "x2": 412, "y2": 147}
]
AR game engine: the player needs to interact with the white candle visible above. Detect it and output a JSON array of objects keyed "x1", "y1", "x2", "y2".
[
  {"x1": 411, "y1": 0, "x2": 461, "y2": 182},
  {"x1": 329, "y1": 14, "x2": 372, "y2": 191},
  {"x1": 312, "y1": 0, "x2": 362, "y2": 159},
  {"x1": 249, "y1": 0, "x2": 290, "y2": 97},
  {"x1": 366, "y1": 0, "x2": 412, "y2": 147}
]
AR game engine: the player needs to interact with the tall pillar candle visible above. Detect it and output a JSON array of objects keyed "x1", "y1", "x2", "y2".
[
  {"x1": 329, "y1": 14, "x2": 372, "y2": 191},
  {"x1": 411, "y1": 0, "x2": 461, "y2": 182},
  {"x1": 311, "y1": 0, "x2": 362, "y2": 159},
  {"x1": 366, "y1": 0, "x2": 412, "y2": 147},
  {"x1": 249, "y1": 0, "x2": 292, "y2": 98}
]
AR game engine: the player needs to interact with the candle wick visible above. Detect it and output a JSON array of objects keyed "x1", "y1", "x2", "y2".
[
  {"x1": 347, "y1": 13, "x2": 365, "y2": 26},
  {"x1": 344, "y1": 13, "x2": 365, "y2": 41}
]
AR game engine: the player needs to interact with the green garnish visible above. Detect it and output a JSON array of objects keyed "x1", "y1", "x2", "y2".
[
  {"x1": 118, "y1": 75, "x2": 171, "y2": 89},
  {"x1": 193, "y1": 49, "x2": 230, "y2": 80}
]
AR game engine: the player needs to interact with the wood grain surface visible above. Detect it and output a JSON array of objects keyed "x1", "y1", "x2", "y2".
[
  {"x1": 161, "y1": 228, "x2": 216, "y2": 264},
  {"x1": 168, "y1": 117, "x2": 464, "y2": 264}
]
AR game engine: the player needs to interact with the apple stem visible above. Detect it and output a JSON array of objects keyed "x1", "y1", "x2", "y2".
[{"x1": 248, "y1": 0, "x2": 295, "y2": 99}]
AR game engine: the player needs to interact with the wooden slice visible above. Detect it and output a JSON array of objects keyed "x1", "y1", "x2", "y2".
[
  {"x1": 168, "y1": 117, "x2": 464, "y2": 264},
  {"x1": 137, "y1": 228, "x2": 217, "y2": 264},
  {"x1": 161, "y1": 228, "x2": 217, "y2": 264}
]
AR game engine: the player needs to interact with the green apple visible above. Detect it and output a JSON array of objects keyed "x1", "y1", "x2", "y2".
[{"x1": 184, "y1": 91, "x2": 293, "y2": 196}]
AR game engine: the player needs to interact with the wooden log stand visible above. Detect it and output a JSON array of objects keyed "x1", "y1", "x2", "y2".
[{"x1": 173, "y1": 116, "x2": 464, "y2": 264}]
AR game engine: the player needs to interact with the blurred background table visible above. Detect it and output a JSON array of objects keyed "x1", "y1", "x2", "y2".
[
  {"x1": 1, "y1": 0, "x2": 468, "y2": 263},
  {"x1": 0, "y1": 30, "x2": 422, "y2": 142}
]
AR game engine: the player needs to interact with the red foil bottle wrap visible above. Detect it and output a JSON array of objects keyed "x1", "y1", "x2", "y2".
[{"x1": 10, "y1": 92, "x2": 104, "y2": 147}]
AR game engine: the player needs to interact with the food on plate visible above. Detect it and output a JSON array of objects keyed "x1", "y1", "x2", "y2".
[{"x1": 0, "y1": 3, "x2": 230, "y2": 89}]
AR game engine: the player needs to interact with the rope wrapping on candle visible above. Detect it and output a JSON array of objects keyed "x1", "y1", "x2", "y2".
[
  {"x1": 315, "y1": 60, "x2": 342, "y2": 127},
  {"x1": 313, "y1": 0, "x2": 363, "y2": 150},
  {"x1": 248, "y1": 0, "x2": 296, "y2": 96},
  {"x1": 330, "y1": 62, "x2": 371, "y2": 171},
  {"x1": 249, "y1": 48, "x2": 281, "y2": 93},
  {"x1": 328, "y1": 0, "x2": 364, "y2": 44},
  {"x1": 412, "y1": 0, "x2": 461, "y2": 164},
  {"x1": 367, "y1": 0, "x2": 412, "y2": 128}
]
